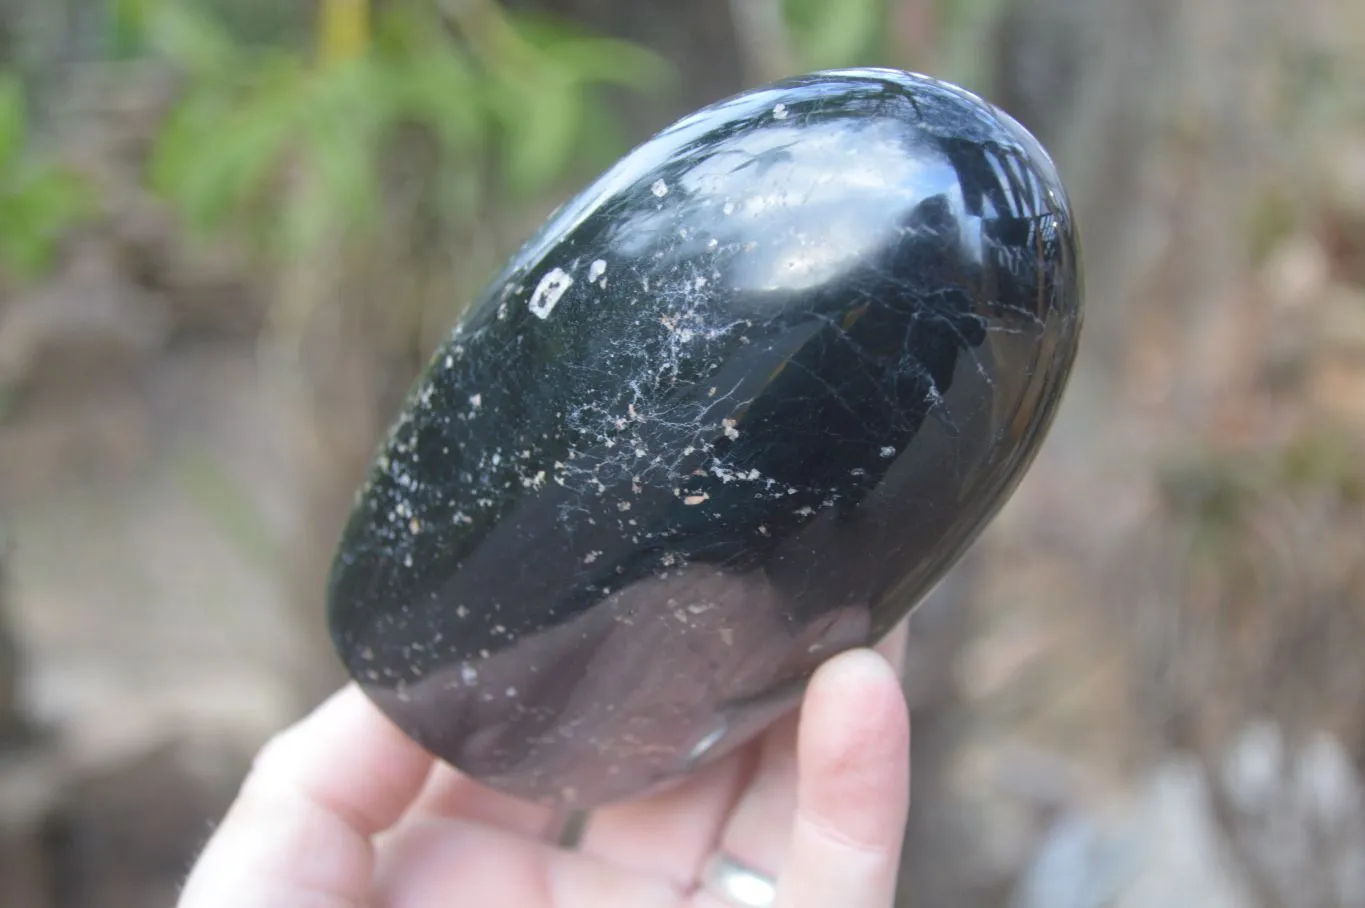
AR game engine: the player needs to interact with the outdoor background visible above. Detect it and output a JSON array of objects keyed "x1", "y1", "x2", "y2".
[{"x1": 0, "y1": 0, "x2": 1362, "y2": 906}]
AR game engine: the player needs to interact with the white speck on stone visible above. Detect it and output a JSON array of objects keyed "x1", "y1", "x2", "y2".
[
  {"x1": 461, "y1": 665, "x2": 478, "y2": 685},
  {"x1": 722, "y1": 201, "x2": 735, "y2": 215},
  {"x1": 455, "y1": 605, "x2": 469, "y2": 618},
  {"x1": 722, "y1": 418, "x2": 740, "y2": 440},
  {"x1": 584, "y1": 550, "x2": 602, "y2": 564},
  {"x1": 683, "y1": 492, "x2": 709, "y2": 506},
  {"x1": 880, "y1": 445, "x2": 896, "y2": 458},
  {"x1": 588, "y1": 259, "x2": 607, "y2": 282},
  {"x1": 651, "y1": 179, "x2": 668, "y2": 197},
  {"x1": 506, "y1": 686, "x2": 518, "y2": 698},
  {"x1": 529, "y1": 267, "x2": 574, "y2": 319},
  {"x1": 469, "y1": 393, "x2": 482, "y2": 409},
  {"x1": 772, "y1": 103, "x2": 788, "y2": 120},
  {"x1": 403, "y1": 553, "x2": 413, "y2": 568},
  {"x1": 795, "y1": 506, "x2": 815, "y2": 517}
]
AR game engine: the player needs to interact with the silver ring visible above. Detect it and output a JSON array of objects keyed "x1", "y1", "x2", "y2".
[{"x1": 700, "y1": 851, "x2": 776, "y2": 907}]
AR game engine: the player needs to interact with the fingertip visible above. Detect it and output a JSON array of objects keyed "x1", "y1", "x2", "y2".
[{"x1": 797, "y1": 648, "x2": 911, "y2": 852}]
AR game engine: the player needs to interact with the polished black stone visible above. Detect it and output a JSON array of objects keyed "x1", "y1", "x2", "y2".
[{"x1": 327, "y1": 68, "x2": 1082, "y2": 808}]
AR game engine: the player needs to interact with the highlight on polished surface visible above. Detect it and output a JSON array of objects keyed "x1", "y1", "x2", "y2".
[{"x1": 327, "y1": 67, "x2": 1083, "y2": 808}]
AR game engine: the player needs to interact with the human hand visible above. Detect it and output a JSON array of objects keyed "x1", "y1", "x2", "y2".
[{"x1": 177, "y1": 626, "x2": 911, "y2": 908}]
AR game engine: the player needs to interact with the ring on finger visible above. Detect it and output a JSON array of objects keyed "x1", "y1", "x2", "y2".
[{"x1": 699, "y1": 850, "x2": 777, "y2": 907}]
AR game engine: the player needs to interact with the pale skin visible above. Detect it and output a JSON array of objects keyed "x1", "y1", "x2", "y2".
[{"x1": 178, "y1": 623, "x2": 911, "y2": 908}]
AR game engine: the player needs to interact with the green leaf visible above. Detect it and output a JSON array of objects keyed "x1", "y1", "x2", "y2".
[
  {"x1": 291, "y1": 126, "x2": 381, "y2": 252},
  {"x1": 538, "y1": 37, "x2": 672, "y2": 92},
  {"x1": 133, "y1": 0, "x2": 668, "y2": 260},
  {"x1": 0, "y1": 75, "x2": 26, "y2": 174},
  {"x1": 373, "y1": 6, "x2": 487, "y2": 155},
  {"x1": 385, "y1": 50, "x2": 485, "y2": 158},
  {"x1": 0, "y1": 159, "x2": 96, "y2": 281},
  {"x1": 148, "y1": 61, "x2": 310, "y2": 237},
  {"x1": 784, "y1": 0, "x2": 885, "y2": 69},
  {"x1": 142, "y1": 0, "x2": 238, "y2": 75},
  {"x1": 108, "y1": 0, "x2": 153, "y2": 58},
  {"x1": 0, "y1": 199, "x2": 58, "y2": 279},
  {"x1": 487, "y1": 68, "x2": 585, "y2": 196},
  {"x1": 508, "y1": 13, "x2": 672, "y2": 91}
]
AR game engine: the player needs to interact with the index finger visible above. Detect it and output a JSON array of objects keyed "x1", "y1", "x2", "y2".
[{"x1": 178, "y1": 683, "x2": 435, "y2": 908}]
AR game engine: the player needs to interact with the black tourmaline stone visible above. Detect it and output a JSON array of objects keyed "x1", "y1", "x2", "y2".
[{"x1": 327, "y1": 68, "x2": 1082, "y2": 808}]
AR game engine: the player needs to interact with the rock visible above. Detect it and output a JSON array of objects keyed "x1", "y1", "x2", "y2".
[
  {"x1": 1214, "y1": 721, "x2": 1365, "y2": 908},
  {"x1": 327, "y1": 68, "x2": 1083, "y2": 807},
  {"x1": 1010, "y1": 760, "x2": 1257, "y2": 908}
]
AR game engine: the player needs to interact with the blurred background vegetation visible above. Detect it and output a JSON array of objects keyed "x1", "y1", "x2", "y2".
[{"x1": 0, "y1": 0, "x2": 1362, "y2": 906}]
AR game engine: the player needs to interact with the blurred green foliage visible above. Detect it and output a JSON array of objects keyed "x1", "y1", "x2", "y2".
[
  {"x1": 0, "y1": 74, "x2": 96, "y2": 283},
  {"x1": 122, "y1": 0, "x2": 670, "y2": 260},
  {"x1": 933, "y1": 0, "x2": 1007, "y2": 87},
  {"x1": 782, "y1": 0, "x2": 886, "y2": 70},
  {"x1": 780, "y1": 0, "x2": 1011, "y2": 91},
  {"x1": 0, "y1": 0, "x2": 992, "y2": 284}
]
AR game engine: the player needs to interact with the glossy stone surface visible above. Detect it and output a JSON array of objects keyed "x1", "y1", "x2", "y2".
[{"x1": 327, "y1": 68, "x2": 1082, "y2": 808}]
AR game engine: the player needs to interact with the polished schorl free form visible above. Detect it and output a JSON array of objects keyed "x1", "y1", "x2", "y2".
[{"x1": 328, "y1": 68, "x2": 1083, "y2": 808}]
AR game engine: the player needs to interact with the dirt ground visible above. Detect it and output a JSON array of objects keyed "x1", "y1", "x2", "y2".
[{"x1": 0, "y1": 332, "x2": 312, "y2": 906}]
